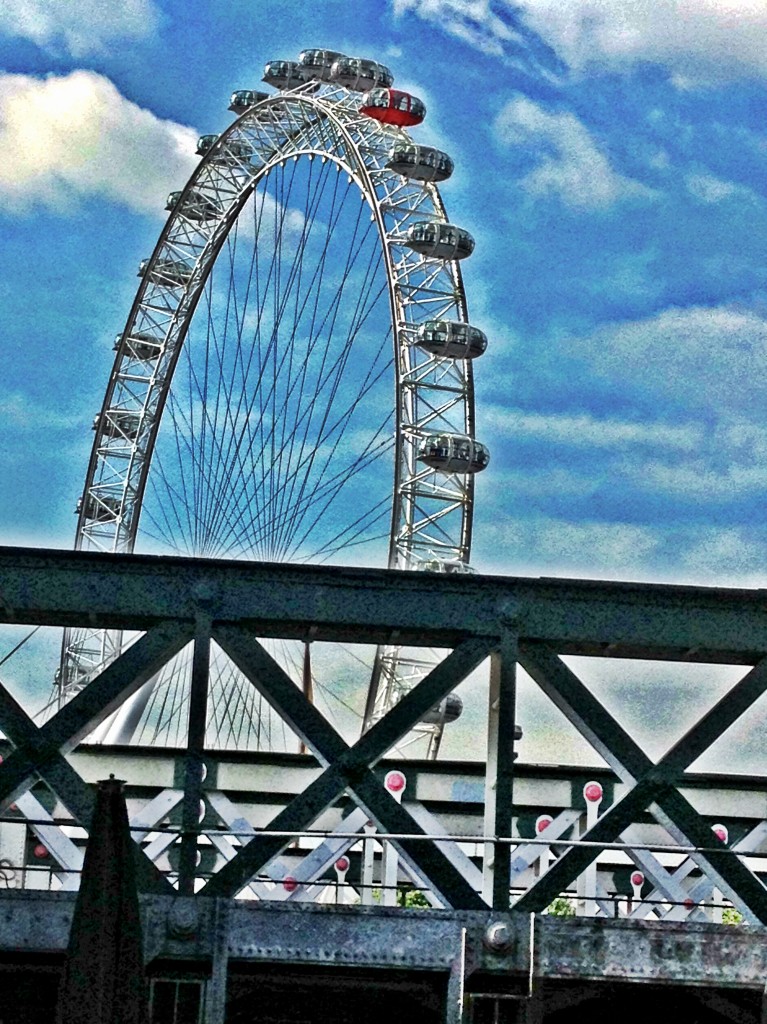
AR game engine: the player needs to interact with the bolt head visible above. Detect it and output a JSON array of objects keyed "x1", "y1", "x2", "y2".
[{"x1": 484, "y1": 920, "x2": 513, "y2": 953}]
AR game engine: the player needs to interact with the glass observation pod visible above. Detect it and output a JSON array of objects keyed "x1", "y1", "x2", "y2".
[
  {"x1": 93, "y1": 411, "x2": 140, "y2": 440},
  {"x1": 421, "y1": 693, "x2": 463, "y2": 725},
  {"x1": 114, "y1": 331, "x2": 162, "y2": 360},
  {"x1": 263, "y1": 60, "x2": 304, "y2": 90},
  {"x1": 331, "y1": 56, "x2": 393, "y2": 92},
  {"x1": 386, "y1": 143, "x2": 453, "y2": 183},
  {"x1": 417, "y1": 557, "x2": 477, "y2": 574},
  {"x1": 197, "y1": 134, "x2": 254, "y2": 165},
  {"x1": 76, "y1": 495, "x2": 121, "y2": 521},
  {"x1": 138, "y1": 258, "x2": 193, "y2": 288},
  {"x1": 417, "y1": 433, "x2": 490, "y2": 474},
  {"x1": 360, "y1": 88, "x2": 426, "y2": 128},
  {"x1": 298, "y1": 49, "x2": 346, "y2": 81},
  {"x1": 406, "y1": 221, "x2": 474, "y2": 261},
  {"x1": 227, "y1": 91, "x2": 270, "y2": 114},
  {"x1": 416, "y1": 321, "x2": 487, "y2": 359},
  {"x1": 166, "y1": 189, "x2": 222, "y2": 223}
]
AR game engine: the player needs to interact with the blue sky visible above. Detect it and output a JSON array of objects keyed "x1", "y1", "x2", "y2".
[
  {"x1": 2, "y1": 1, "x2": 767, "y2": 764},
  {"x1": 2, "y1": 0, "x2": 767, "y2": 588}
]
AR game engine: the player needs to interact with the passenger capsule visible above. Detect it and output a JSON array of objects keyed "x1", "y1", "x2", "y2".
[
  {"x1": 360, "y1": 88, "x2": 425, "y2": 128},
  {"x1": 93, "y1": 410, "x2": 140, "y2": 440},
  {"x1": 418, "y1": 433, "x2": 490, "y2": 474},
  {"x1": 421, "y1": 693, "x2": 463, "y2": 725},
  {"x1": 298, "y1": 49, "x2": 346, "y2": 81},
  {"x1": 406, "y1": 221, "x2": 474, "y2": 261},
  {"x1": 76, "y1": 494, "x2": 121, "y2": 521},
  {"x1": 416, "y1": 321, "x2": 487, "y2": 359},
  {"x1": 139, "y1": 258, "x2": 193, "y2": 288},
  {"x1": 197, "y1": 134, "x2": 254, "y2": 165},
  {"x1": 115, "y1": 331, "x2": 162, "y2": 361},
  {"x1": 166, "y1": 189, "x2": 222, "y2": 222},
  {"x1": 417, "y1": 558, "x2": 476, "y2": 574},
  {"x1": 386, "y1": 144, "x2": 453, "y2": 183},
  {"x1": 228, "y1": 90, "x2": 269, "y2": 113},
  {"x1": 196, "y1": 134, "x2": 218, "y2": 155},
  {"x1": 331, "y1": 56, "x2": 393, "y2": 92},
  {"x1": 263, "y1": 60, "x2": 304, "y2": 90}
]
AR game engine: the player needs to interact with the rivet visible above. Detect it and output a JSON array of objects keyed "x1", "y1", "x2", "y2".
[{"x1": 484, "y1": 920, "x2": 513, "y2": 953}]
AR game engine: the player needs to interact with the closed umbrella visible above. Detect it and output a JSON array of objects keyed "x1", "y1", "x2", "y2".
[{"x1": 57, "y1": 775, "x2": 148, "y2": 1024}]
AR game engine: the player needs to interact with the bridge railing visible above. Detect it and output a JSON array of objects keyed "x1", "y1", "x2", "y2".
[{"x1": 0, "y1": 545, "x2": 766, "y2": 924}]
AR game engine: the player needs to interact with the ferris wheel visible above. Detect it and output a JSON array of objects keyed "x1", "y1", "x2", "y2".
[{"x1": 58, "y1": 49, "x2": 490, "y2": 755}]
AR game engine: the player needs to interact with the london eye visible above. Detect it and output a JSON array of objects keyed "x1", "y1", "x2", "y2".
[{"x1": 58, "y1": 49, "x2": 489, "y2": 756}]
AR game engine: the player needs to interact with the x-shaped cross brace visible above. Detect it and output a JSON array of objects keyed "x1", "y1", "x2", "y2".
[
  {"x1": 202, "y1": 625, "x2": 494, "y2": 907},
  {"x1": 513, "y1": 641, "x2": 767, "y2": 923},
  {"x1": 0, "y1": 621, "x2": 191, "y2": 894}
]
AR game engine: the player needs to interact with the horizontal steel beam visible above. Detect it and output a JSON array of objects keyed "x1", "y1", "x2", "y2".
[
  {"x1": 5, "y1": 891, "x2": 767, "y2": 990},
  {"x1": 3, "y1": 546, "x2": 767, "y2": 660}
]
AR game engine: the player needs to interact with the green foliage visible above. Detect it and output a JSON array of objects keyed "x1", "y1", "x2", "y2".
[
  {"x1": 722, "y1": 906, "x2": 743, "y2": 925},
  {"x1": 398, "y1": 887, "x2": 431, "y2": 908},
  {"x1": 545, "y1": 896, "x2": 576, "y2": 917}
]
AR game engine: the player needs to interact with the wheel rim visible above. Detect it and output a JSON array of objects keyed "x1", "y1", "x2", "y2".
[{"x1": 61, "y1": 77, "x2": 480, "y2": 753}]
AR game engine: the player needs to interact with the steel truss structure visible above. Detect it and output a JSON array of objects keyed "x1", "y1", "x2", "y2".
[
  {"x1": 3, "y1": 545, "x2": 767, "y2": 922},
  {"x1": 60, "y1": 74, "x2": 480, "y2": 754}
]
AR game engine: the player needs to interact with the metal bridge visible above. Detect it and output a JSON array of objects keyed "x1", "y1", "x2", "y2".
[{"x1": 1, "y1": 545, "x2": 767, "y2": 1022}]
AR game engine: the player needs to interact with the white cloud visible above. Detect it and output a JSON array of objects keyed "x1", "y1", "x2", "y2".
[
  {"x1": 395, "y1": 0, "x2": 767, "y2": 82},
  {"x1": 394, "y1": 0, "x2": 528, "y2": 58},
  {"x1": 583, "y1": 305, "x2": 767, "y2": 412},
  {"x1": 494, "y1": 97, "x2": 650, "y2": 209},
  {"x1": 0, "y1": 0, "x2": 159, "y2": 57},
  {"x1": 685, "y1": 172, "x2": 757, "y2": 204},
  {"x1": 625, "y1": 457, "x2": 767, "y2": 501},
  {"x1": 474, "y1": 510, "x2": 767, "y2": 588},
  {"x1": 521, "y1": 0, "x2": 767, "y2": 82},
  {"x1": 0, "y1": 391, "x2": 81, "y2": 430},
  {"x1": 475, "y1": 513, "x2": 661, "y2": 577},
  {"x1": 0, "y1": 70, "x2": 199, "y2": 214},
  {"x1": 484, "y1": 405, "x2": 702, "y2": 452}
]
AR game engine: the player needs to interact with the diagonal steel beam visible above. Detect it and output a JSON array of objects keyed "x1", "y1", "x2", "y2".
[
  {"x1": 208, "y1": 626, "x2": 491, "y2": 906},
  {"x1": 518, "y1": 642, "x2": 767, "y2": 921},
  {"x1": 518, "y1": 641, "x2": 648, "y2": 783},
  {"x1": 347, "y1": 636, "x2": 496, "y2": 768},
  {"x1": 513, "y1": 779, "x2": 669, "y2": 913},
  {"x1": 654, "y1": 788, "x2": 767, "y2": 921},
  {"x1": 0, "y1": 622, "x2": 190, "y2": 894},
  {"x1": 349, "y1": 770, "x2": 486, "y2": 909},
  {"x1": 0, "y1": 621, "x2": 191, "y2": 811},
  {"x1": 40, "y1": 621, "x2": 194, "y2": 754},
  {"x1": 655, "y1": 656, "x2": 767, "y2": 776},
  {"x1": 0, "y1": 677, "x2": 96, "y2": 824},
  {"x1": 201, "y1": 764, "x2": 349, "y2": 897},
  {"x1": 212, "y1": 626, "x2": 348, "y2": 764}
]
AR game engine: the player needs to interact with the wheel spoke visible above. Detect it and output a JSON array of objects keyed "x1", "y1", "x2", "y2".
[{"x1": 64, "y1": 81, "x2": 478, "y2": 758}]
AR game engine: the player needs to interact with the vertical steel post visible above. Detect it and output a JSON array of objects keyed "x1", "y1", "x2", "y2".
[
  {"x1": 362, "y1": 822, "x2": 377, "y2": 905},
  {"x1": 483, "y1": 627, "x2": 518, "y2": 909},
  {"x1": 178, "y1": 617, "x2": 210, "y2": 895},
  {"x1": 444, "y1": 927, "x2": 467, "y2": 1024},
  {"x1": 204, "y1": 898, "x2": 230, "y2": 1024}
]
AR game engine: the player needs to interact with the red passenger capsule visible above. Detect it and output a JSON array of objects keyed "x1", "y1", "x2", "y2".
[{"x1": 360, "y1": 88, "x2": 425, "y2": 127}]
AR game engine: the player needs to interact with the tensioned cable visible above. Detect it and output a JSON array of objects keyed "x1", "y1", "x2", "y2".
[
  {"x1": 125, "y1": 127, "x2": 449, "y2": 749},
  {"x1": 263, "y1": 211, "x2": 388, "y2": 557},
  {"x1": 189, "y1": 157, "x2": 336, "y2": 553},
  {"x1": 183, "y1": 159, "x2": 394, "y2": 562},
  {"x1": 233, "y1": 163, "x2": 363, "y2": 556},
  {"x1": 0, "y1": 626, "x2": 40, "y2": 669}
]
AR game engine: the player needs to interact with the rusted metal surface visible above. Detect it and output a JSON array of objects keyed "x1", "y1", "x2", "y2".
[{"x1": 3, "y1": 891, "x2": 766, "y2": 989}]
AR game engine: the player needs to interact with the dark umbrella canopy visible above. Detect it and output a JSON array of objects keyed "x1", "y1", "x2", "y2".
[{"x1": 57, "y1": 775, "x2": 149, "y2": 1024}]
